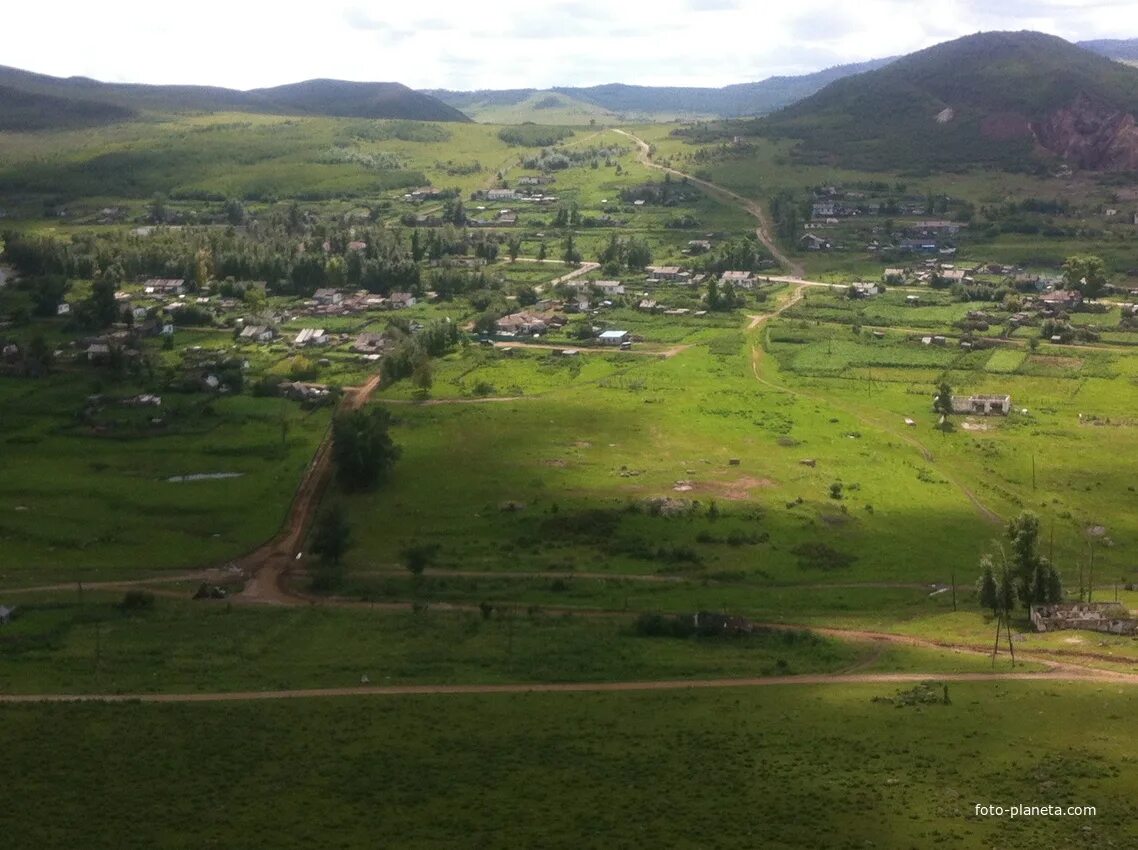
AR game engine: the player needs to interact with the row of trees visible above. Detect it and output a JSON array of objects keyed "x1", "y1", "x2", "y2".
[
  {"x1": 976, "y1": 512, "x2": 1064, "y2": 663},
  {"x1": 1, "y1": 215, "x2": 531, "y2": 306},
  {"x1": 310, "y1": 406, "x2": 403, "y2": 585}
]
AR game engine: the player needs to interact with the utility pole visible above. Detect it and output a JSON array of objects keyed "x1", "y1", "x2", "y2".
[
  {"x1": 1031, "y1": 454, "x2": 1036, "y2": 490},
  {"x1": 506, "y1": 606, "x2": 515, "y2": 663},
  {"x1": 1088, "y1": 540, "x2": 1095, "y2": 603},
  {"x1": 991, "y1": 614, "x2": 1002, "y2": 666},
  {"x1": 1005, "y1": 616, "x2": 1016, "y2": 667}
]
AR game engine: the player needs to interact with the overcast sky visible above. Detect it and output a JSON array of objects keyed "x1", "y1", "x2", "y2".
[{"x1": 5, "y1": 0, "x2": 1137, "y2": 91}]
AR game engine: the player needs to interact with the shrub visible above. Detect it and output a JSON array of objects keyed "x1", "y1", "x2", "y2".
[{"x1": 118, "y1": 590, "x2": 155, "y2": 612}]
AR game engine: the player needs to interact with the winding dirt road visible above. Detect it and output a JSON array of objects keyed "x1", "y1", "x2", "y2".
[{"x1": 613, "y1": 128, "x2": 804, "y2": 277}]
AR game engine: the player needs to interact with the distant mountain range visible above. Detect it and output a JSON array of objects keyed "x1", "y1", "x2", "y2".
[
  {"x1": 425, "y1": 39, "x2": 1138, "y2": 123},
  {"x1": 1079, "y1": 37, "x2": 1138, "y2": 62},
  {"x1": 0, "y1": 66, "x2": 470, "y2": 131},
  {"x1": 424, "y1": 58, "x2": 897, "y2": 122},
  {"x1": 1, "y1": 33, "x2": 1137, "y2": 133},
  {"x1": 748, "y1": 31, "x2": 1138, "y2": 172}
]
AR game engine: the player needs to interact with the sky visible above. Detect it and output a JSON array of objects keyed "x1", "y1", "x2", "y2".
[{"x1": 5, "y1": 0, "x2": 1138, "y2": 91}]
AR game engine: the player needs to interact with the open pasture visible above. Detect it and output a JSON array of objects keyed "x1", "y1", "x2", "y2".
[{"x1": 1, "y1": 681, "x2": 1133, "y2": 848}]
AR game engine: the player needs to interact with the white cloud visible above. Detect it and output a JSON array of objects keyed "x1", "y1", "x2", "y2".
[{"x1": 2, "y1": 0, "x2": 1137, "y2": 90}]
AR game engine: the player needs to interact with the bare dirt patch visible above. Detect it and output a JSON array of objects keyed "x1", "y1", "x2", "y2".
[
  {"x1": 1029, "y1": 355, "x2": 1083, "y2": 369},
  {"x1": 693, "y1": 476, "x2": 775, "y2": 501},
  {"x1": 980, "y1": 112, "x2": 1031, "y2": 141},
  {"x1": 960, "y1": 420, "x2": 990, "y2": 432}
]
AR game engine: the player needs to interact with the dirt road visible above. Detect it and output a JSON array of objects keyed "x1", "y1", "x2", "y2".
[
  {"x1": 613, "y1": 128, "x2": 804, "y2": 277},
  {"x1": 238, "y1": 373, "x2": 383, "y2": 605},
  {"x1": 493, "y1": 340, "x2": 690, "y2": 358},
  {"x1": 1, "y1": 668, "x2": 1132, "y2": 705}
]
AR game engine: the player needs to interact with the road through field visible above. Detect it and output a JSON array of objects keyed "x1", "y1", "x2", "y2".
[
  {"x1": 237, "y1": 373, "x2": 382, "y2": 605},
  {"x1": 741, "y1": 285, "x2": 1004, "y2": 525},
  {"x1": 613, "y1": 128, "x2": 804, "y2": 277},
  {"x1": 1, "y1": 668, "x2": 1134, "y2": 704}
]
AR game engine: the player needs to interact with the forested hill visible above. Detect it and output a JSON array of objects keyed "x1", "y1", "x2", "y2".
[
  {"x1": 749, "y1": 31, "x2": 1138, "y2": 172},
  {"x1": 425, "y1": 58, "x2": 896, "y2": 122},
  {"x1": 0, "y1": 66, "x2": 470, "y2": 130}
]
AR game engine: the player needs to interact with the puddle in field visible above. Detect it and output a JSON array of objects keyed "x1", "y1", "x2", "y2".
[{"x1": 167, "y1": 472, "x2": 245, "y2": 483}]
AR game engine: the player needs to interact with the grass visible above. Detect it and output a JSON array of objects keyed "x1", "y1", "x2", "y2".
[
  {"x1": 985, "y1": 349, "x2": 1028, "y2": 373},
  {"x1": 1, "y1": 681, "x2": 1135, "y2": 848},
  {"x1": 0, "y1": 592, "x2": 870, "y2": 694},
  {"x1": 0, "y1": 372, "x2": 330, "y2": 581}
]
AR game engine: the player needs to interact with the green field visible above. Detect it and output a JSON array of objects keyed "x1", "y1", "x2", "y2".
[
  {"x1": 0, "y1": 373, "x2": 330, "y2": 581},
  {"x1": 2, "y1": 682, "x2": 1133, "y2": 848},
  {"x1": 4, "y1": 104, "x2": 1138, "y2": 850}
]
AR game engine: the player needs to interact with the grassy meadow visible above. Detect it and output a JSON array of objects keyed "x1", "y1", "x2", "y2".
[
  {"x1": 0, "y1": 373, "x2": 330, "y2": 582},
  {"x1": 2, "y1": 108, "x2": 1138, "y2": 850},
  {"x1": 1, "y1": 681, "x2": 1133, "y2": 848}
]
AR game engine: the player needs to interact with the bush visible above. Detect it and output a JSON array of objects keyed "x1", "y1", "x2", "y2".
[
  {"x1": 634, "y1": 612, "x2": 695, "y2": 638},
  {"x1": 118, "y1": 590, "x2": 155, "y2": 612},
  {"x1": 401, "y1": 542, "x2": 440, "y2": 575}
]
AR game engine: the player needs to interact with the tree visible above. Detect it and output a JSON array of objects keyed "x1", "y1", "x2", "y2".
[
  {"x1": 562, "y1": 233, "x2": 581, "y2": 266},
  {"x1": 1005, "y1": 511, "x2": 1062, "y2": 608},
  {"x1": 401, "y1": 540, "x2": 440, "y2": 604},
  {"x1": 625, "y1": 238, "x2": 652, "y2": 270},
  {"x1": 90, "y1": 276, "x2": 118, "y2": 328},
  {"x1": 976, "y1": 556, "x2": 999, "y2": 616},
  {"x1": 401, "y1": 542, "x2": 439, "y2": 576},
  {"x1": 705, "y1": 278, "x2": 722, "y2": 311},
  {"x1": 932, "y1": 381, "x2": 953, "y2": 418},
  {"x1": 242, "y1": 284, "x2": 267, "y2": 314},
  {"x1": 224, "y1": 198, "x2": 246, "y2": 226},
  {"x1": 412, "y1": 357, "x2": 433, "y2": 396},
  {"x1": 473, "y1": 311, "x2": 499, "y2": 336},
  {"x1": 310, "y1": 502, "x2": 351, "y2": 566},
  {"x1": 537, "y1": 241, "x2": 548, "y2": 262},
  {"x1": 410, "y1": 229, "x2": 425, "y2": 263},
  {"x1": 331, "y1": 407, "x2": 401, "y2": 491},
  {"x1": 1062, "y1": 255, "x2": 1107, "y2": 299},
  {"x1": 23, "y1": 334, "x2": 53, "y2": 377},
  {"x1": 507, "y1": 237, "x2": 521, "y2": 263}
]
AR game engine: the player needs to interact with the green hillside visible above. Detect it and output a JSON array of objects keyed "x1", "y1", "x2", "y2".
[
  {"x1": 426, "y1": 89, "x2": 623, "y2": 124},
  {"x1": 0, "y1": 65, "x2": 470, "y2": 128},
  {"x1": 752, "y1": 31, "x2": 1138, "y2": 172},
  {"x1": 249, "y1": 79, "x2": 470, "y2": 122},
  {"x1": 425, "y1": 58, "x2": 894, "y2": 123},
  {"x1": 0, "y1": 84, "x2": 135, "y2": 130}
]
